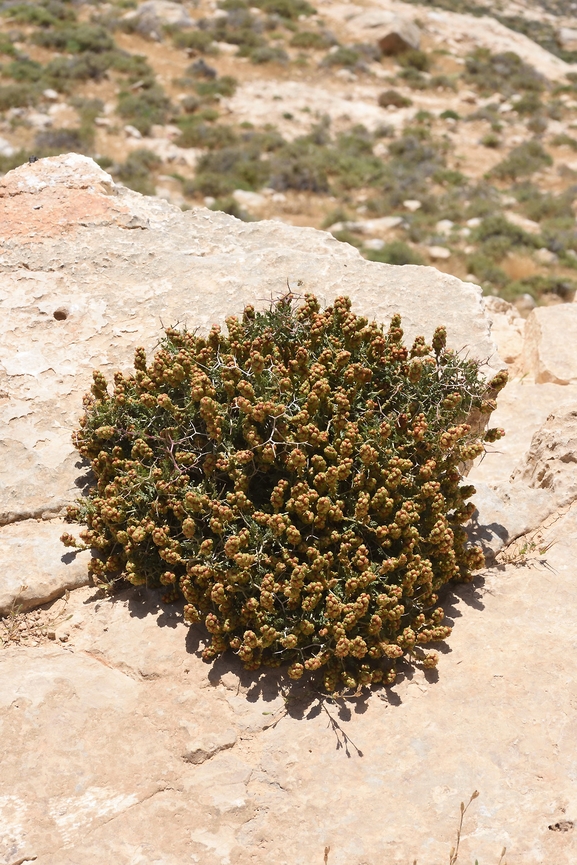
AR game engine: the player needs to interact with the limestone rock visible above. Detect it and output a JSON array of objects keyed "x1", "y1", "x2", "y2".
[
  {"x1": 512, "y1": 406, "x2": 577, "y2": 508},
  {"x1": 469, "y1": 379, "x2": 577, "y2": 487},
  {"x1": 377, "y1": 16, "x2": 421, "y2": 55},
  {"x1": 183, "y1": 729, "x2": 238, "y2": 764},
  {"x1": 427, "y1": 245, "x2": 451, "y2": 260},
  {"x1": 0, "y1": 519, "x2": 91, "y2": 617},
  {"x1": 484, "y1": 296, "x2": 525, "y2": 365},
  {"x1": 559, "y1": 26, "x2": 577, "y2": 51},
  {"x1": 521, "y1": 305, "x2": 577, "y2": 383},
  {"x1": 2, "y1": 561, "x2": 577, "y2": 863}
]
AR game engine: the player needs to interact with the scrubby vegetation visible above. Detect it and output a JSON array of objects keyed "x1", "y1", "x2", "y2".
[
  {"x1": 0, "y1": 0, "x2": 576, "y2": 308},
  {"x1": 62, "y1": 294, "x2": 506, "y2": 692}
]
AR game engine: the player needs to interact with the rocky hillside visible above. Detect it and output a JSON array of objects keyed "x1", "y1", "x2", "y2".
[{"x1": 2, "y1": 0, "x2": 577, "y2": 307}]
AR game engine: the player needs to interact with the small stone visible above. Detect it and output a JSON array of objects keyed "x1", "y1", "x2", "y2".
[
  {"x1": 435, "y1": 219, "x2": 454, "y2": 235},
  {"x1": 364, "y1": 238, "x2": 385, "y2": 251},
  {"x1": 183, "y1": 728, "x2": 238, "y2": 764},
  {"x1": 427, "y1": 245, "x2": 451, "y2": 260},
  {"x1": 403, "y1": 199, "x2": 421, "y2": 212},
  {"x1": 535, "y1": 247, "x2": 558, "y2": 265}
]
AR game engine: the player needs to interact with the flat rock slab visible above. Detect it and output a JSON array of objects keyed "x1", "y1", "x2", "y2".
[
  {"x1": 2, "y1": 517, "x2": 577, "y2": 865},
  {"x1": 0, "y1": 519, "x2": 90, "y2": 616}
]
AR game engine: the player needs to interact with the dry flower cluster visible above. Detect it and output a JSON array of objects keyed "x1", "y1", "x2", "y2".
[{"x1": 62, "y1": 294, "x2": 506, "y2": 692}]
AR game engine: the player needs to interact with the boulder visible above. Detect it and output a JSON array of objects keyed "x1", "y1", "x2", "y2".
[
  {"x1": 377, "y1": 16, "x2": 421, "y2": 55},
  {"x1": 521, "y1": 305, "x2": 577, "y2": 383},
  {"x1": 123, "y1": 0, "x2": 193, "y2": 39},
  {"x1": 559, "y1": 26, "x2": 577, "y2": 52}
]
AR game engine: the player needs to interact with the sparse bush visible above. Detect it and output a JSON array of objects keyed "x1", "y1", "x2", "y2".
[
  {"x1": 181, "y1": 95, "x2": 201, "y2": 114},
  {"x1": 194, "y1": 75, "x2": 238, "y2": 98},
  {"x1": 471, "y1": 213, "x2": 539, "y2": 258},
  {"x1": 208, "y1": 9, "x2": 267, "y2": 52},
  {"x1": 2, "y1": 3, "x2": 60, "y2": 26},
  {"x1": 108, "y1": 51, "x2": 155, "y2": 84},
  {"x1": 115, "y1": 148, "x2": 162, "y2": 195},
  {"x1": 378, "y1": 89, "x2": 412, "y2": 108},
  {"x1": 503, "y1": 274, "x2": 576, "y2": 302},
  {"x1": 290, "y1": 30, "x2": 333, "y2": 50},
  {"x1": 512, "y1": 92, "x2": 543, "y2": 115},
  {"x1": 465, "y1": 182, "x2": 502, "y2": 219},
  {"x1": 171, "y1": 29, "x2": 217, "y2": 54},
  {"x1": 480, "y1": 132, "x2": 500, "y2": 148},
  {"x1": 397, "y1": 67, "x2": 428, "y2": 90},
  {"x1": 5, "y1": 58, "x2": 44, "y2": 82},
  {"x1": 0, "y1": 82, "x2": 38, "y2": 110},
  {"x1": 439, "y1": 109, "x2": 459, "y2": 121},
  {"x1": 269, "y1": 137, "x2": 330, "y2": 192},
  {"x1": 176, "y1": 120, "x2": 238, "y2": 150},
  {"x1": 0, "y1": 34, "x2": 17, "y2": 57},
  {"x1": 466, "y1": 253, "x2": 508, "y2": 288},
  {"x1": 43, "y1": 53, "x2": 112, "y2": 87},
  {"x1": 465, "y1": 48, "x2": 546, "y2": 97},
  {"x1": 251, "y1": 0, "x2": 315, "y2": 19},
  {"x1": 189, "y1": 139, "x2": 272, "y2": 195},
  {"x1": 250, "y1": 45, "x2": 289, "y2": 64},
  {"x1": 366, "y1": 241, "x2": 424, "y2": 265},
  {"x1": 398, "y1": 49, "x2": 431, "y2": 72},
  {"x1": 63, "y1": 294, "x2": 505, "y2": 692},
  {"x1": 430, "y1": 74, "x2": 456, "y2": 90},
  {"x1": 551, "y1": 132, "x2": 577, "y2": 150},
  {"x1": 321, "y1": 46, "x2": 360, "y2": 68},
  {"x1": 117, "y1": 85, "x2": 171, "y2": 136},
  {"x1": 433, "y1": 168, "x2": 466, "y2": 187},
  {"x1": 515, "y1": 183, "x2": 576, "y2": 223},
  {"x1": 490, "y1": 139, "x2": 552, "y2": 180},
  {"x1": 35, "y1": 126, "x2": 94, "y2": 155},
  {"x1": 32, "y1": 24, "x2": 115, "y2": 54}
]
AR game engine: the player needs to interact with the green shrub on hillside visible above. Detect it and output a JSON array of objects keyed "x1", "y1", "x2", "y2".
[
  {"x1": 117, "y1": 85, "x2": 171, "y2": 136},
  {"x1": 114, "y1": 148, "x2": 162, "y2": 195},
  {"x1": 464, "y1": 48, "x2": 546, "y2": 97},
  {"x1": 378, "y1": 89, "x2": 412, "y2": 108},
  {"x1": 490, "y1": 139, "x2": 552, "y2": 181},
  {"x1": 63, "y1": 294, "x2": 505, "y2": 693},
  {"x1": 290, "y1": 30, "x2": 334, "y2": 50}
]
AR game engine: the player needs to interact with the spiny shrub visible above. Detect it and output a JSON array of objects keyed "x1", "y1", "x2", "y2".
[{"x1": 63, "y1": 294, "x2": 506, "y2": 693}]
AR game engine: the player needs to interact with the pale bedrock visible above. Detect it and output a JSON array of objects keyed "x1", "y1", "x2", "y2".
[{"x1": 1, "y1": 561, "x2": 577, "y2": 864}]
